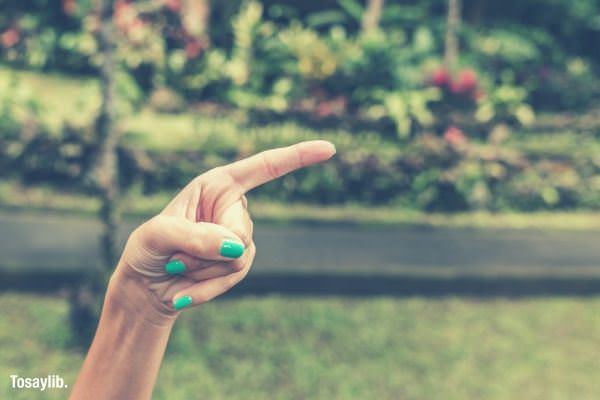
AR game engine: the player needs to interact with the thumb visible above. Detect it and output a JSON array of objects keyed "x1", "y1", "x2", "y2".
[{"x1": 131, "y1": 215, "x2": 246, "y2": 262}]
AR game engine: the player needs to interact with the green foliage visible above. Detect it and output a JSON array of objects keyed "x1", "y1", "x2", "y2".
[
  {"x1": 3, "y1": 2, "x2": 600, "y2": 213},
  {"x1": 475, "y1": 83, "x2": 535, "y2": 126},
  {"x1": 0, "y1": 73, "x2": 40, "y2": 134},
  {"x1": 369, "y1": 88, "x2": 441, "y2": 138},
  {"x1": 4, "y1": 64, "x2": 600, "y2": 213},
  {"x1": 0, "y1": 1, "x2": 554, "y2": 133},
  {"x1": 465, "y1": 23, "x2": 600, "y2": 111}
]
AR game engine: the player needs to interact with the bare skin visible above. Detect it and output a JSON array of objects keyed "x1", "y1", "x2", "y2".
[{"x1": 69, "y1": 140, "x2": 336, "y2": 400}]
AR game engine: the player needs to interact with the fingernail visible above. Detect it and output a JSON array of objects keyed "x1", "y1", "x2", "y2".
[
  {"x1": 220, "y1": 239, "x2": 244, "y2": 258},
  {"x1": 165, "y1": 259, "x2": 186, "y2": 275},
  {"x1": 173, "y1": 295, "x2": 192, "y2": 311}
]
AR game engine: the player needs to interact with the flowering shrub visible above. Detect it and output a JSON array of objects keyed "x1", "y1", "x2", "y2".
[
  {"x1": 0, "y1": 1, "x2": 543, "y2": 141},
  {"x1": 3, "y1": 1, "x2": 600, "y2": 212},
  {"x1": 424, "y1": 64, "x2": 535, "y2": 145}
]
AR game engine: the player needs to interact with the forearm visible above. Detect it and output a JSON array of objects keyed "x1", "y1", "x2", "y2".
[{"x1": 70, "y1": 269, "x2": 177, "y2": 400}]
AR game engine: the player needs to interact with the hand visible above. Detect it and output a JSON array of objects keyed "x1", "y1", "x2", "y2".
[{"x1": 112, "y1": 140, "x2": 336, "y2": 316}]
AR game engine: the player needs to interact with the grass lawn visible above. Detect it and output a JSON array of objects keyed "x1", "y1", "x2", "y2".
[{"x1": 0, "y1": 293, "x2": 599, "y2": 399}]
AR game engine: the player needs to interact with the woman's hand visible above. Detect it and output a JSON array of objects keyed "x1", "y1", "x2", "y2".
[
  {"x1": 71, "y1": 140, "x2": 335, "y2": 400},
  {"x1": 113, "y1": 140, "x2": 336, "y2": 316}
]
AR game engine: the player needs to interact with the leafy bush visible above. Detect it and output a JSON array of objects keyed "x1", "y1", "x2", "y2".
[
  {"x1": 4, "y1": 0, "x2": 600, "y2": 125},
  {"x1": 3, "y1": 1, "x2": 600, "y2": 213}
]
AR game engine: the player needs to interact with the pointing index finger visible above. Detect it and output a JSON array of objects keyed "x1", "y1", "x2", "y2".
[{"x1": 224, "y1": 140, "x2": 336, "y2": 192}]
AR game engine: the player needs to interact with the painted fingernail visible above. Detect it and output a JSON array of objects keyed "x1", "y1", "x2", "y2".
[
  {"x1": 165, "y1": 259, "x2": 186, "y2": 275},
  {"x1": 220, "y1": 239, "x2": 244, "y2": 258},
  {"x1": 173, "y1": 295, "x2": 192, "y2": 311}
]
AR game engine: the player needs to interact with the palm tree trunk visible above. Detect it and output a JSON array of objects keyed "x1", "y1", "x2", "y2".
[
  {"x1": 362, "y1": 0, "x2": 385, "y2": 33},
  {"x1": 444, "y1": 0, "x2": 461, "y2": 69}
]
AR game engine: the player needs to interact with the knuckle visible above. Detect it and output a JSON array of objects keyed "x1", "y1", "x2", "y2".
[
  {"x1": 237, "y1": 231, "x2": 252, "y2": 248},
  {"x1": 193, "y1": 222, "x2": 208, "y2": 238},
  {"x1": 183, "y1": 236, "x2": 202, "y2": 257},
  {"x1": 248, "y1": 219, "x2": 254, "y2": 236},
  {"x1": 192, "y1": 172, "x2": 208, "y2": 184},
  {"x1": 294, "y1": 143, "x2": 305, "y2": 168},
  {"x1": 133, "y1": 215, "x2": 165, "y2": 243},
  {"x1": 231, "y1": 265, "x2": 250, "y2": 284},
  {"x1": 229, "y1": 258, "x2": 246, "y2": 272},
  {"x1": 262, "y1": 151, "x2": 280, "y2": 179},
  {"x1": 201, "y1": 166, "x2": 226, "y2": 183},
  {"x1": 146, "y1": 214, "x2": 171, "y2": 232}
]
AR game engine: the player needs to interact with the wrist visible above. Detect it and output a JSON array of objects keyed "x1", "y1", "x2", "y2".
[
  {"x1": 106, "y1": 266, "x2": 178, "y2": 327},
  {"x1": 71, "y1": 266, "x2": 175, "y2": 400}
]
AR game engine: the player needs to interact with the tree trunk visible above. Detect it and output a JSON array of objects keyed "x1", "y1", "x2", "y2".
[
  {"x1": 94, "y1": 0, "x2": 120, "y2": 271},
  {"x1": 70, "y1": 0, "x2": 120, "y2": 347},
  {"x1": 362, "y1": 0, "x2": 384, "y2": 33},
  {"x1": 444, "y1": 0, "x2": 461, "y2": 69}
]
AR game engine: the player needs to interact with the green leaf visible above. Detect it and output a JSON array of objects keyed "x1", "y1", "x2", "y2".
[
  {"x1": 306, "y1": 10, "x2": 348, "y2": 28},
  {"x1": 337, "y1": 0, "x2": 364, "y2": 22}
]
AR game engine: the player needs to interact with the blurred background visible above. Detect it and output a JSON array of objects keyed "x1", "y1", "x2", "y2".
[{"x1": 1, "y1": 0, "x2": 600, "y2": 399}]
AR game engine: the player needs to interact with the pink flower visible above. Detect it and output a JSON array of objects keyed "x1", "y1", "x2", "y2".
[
  {"x1": 430, "y1": 67, "x2": 451, "y2": 88},
  {"x1": 1, "y1": 28, "x2": 19, "y2": 48},
  {"x1": 454, "y1": 69, "x2": 478, "y2": 94},
  {"x1": 443, "y1": 125, "x2": 468, "y2": 146}
]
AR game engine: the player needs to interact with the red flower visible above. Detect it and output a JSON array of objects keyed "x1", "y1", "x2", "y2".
[
  {"x1": 454, "y1": 69, "x2": 478, "y2": 94},
  {"x1": 1, "y1": 28, "x2": 19, "y2": 48},
  {"x1": 443, "y1": 125, "x2": 468, "y2": 146},
  {"x1": 430, "y1": 67, "x2": 451, "y2": 88}
]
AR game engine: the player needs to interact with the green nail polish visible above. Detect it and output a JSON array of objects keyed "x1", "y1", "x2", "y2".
[
  {"x1": 220, "y1": 239, "x2": 244, "y2": 258},
  {"x1": 165, "y1": 259, "x2": 186, "y2": 274},
  {"x1": 173, "y1": 295, "x2": 192, "y2": 311}
]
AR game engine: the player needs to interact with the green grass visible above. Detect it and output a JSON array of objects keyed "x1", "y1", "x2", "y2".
[{"x1": 0, "y1": 293, "x2": 599, "y2": 399}]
